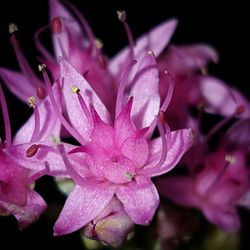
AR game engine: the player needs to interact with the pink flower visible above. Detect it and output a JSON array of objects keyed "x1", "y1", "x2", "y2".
[
  {"x1": 0, "y1": 85, "x2": 48, "y2": 229},
  {"x1": 157, "y1": 119, "x2": 250, "y2": 231},
  {"x1": 83, "y1": 197, "x2": 134, "y2": 247},
  {"x1": 41, "y1": 48, "x2": 193, "y2": 235}
]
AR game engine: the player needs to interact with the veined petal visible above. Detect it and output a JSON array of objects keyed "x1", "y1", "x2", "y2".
[
  {"x1": 53, "y1": 184, "x2": 115, "y2": 235},
  {"x1": 116, "y1": 177, "x2": 159, "y2": 225},
  {"x1": 157, "y1": 176, "x2": 200, "y2": 207},
  {"x1": 109, "y1": 19, "x2": 177, "y2": 76},
  {"x1": 60, "y1": 59, "x2": 111, "y2": 139},
  {"x1": 0, "y1": 68, "x2": 36, "y2": 103},
  {"x1": 130, "y1": 52, "x2": 160, "y2": 128},
  {"x1": 141, "y1": 128, "x2": 193, "y2": 176}
]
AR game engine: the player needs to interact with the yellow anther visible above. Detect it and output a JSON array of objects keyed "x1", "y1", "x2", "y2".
[
  {"x1": 38, "y1": 64, "x2": 46, "y2": 72},
  {"x1": 147, "y1": 50, "x2": 154, "y2": 56},
  {"x1": 51, "y1": 134, "x2": 61, "y2": 145},
  {"x1": 71, "y1": 85, "x2": 80, "y2": 94},
  {"x1": 95, "y1": 39, "x2": 103, "y2": 49},
  {"x1": 225, "y1": 154, "x2": 236, "y2": 164},
  {"x1": 8, "y1": 23, "x2": 18, "y2": 34},
  {"x1": 27, "y1": 96, "x2": 36, "y2": 108},
  {"x1": 117, "y1": 10, "x2": 126, "y2": 22}
]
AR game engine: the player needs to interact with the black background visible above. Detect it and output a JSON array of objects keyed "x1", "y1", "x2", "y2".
[{"x1": 0, "y1": 0, "x2": 249, "y2": 249}]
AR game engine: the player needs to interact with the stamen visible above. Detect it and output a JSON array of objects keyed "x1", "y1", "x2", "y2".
[
  {"x1": 27, "y1": 96, "x2": 41, "y2": 142},
  {"x1": 160, "y1": 71, "x2": 175, "y2": 112},
  {"x1": 145, "y1": 71, "x2": 174, "y2": 139},
  {"x1": 154, "y1": 111, "x2": 170, "y2": 169},
  {"x1": 51, "y1": 17, "x2": 68, "y2": 59},
  {"x1": 26, "y1": 144, "x2": 39, "y2": 157},
  {"x1": 41, "y1": 66, "x2": 86, "y2": 145},
  {"x1": 58, "y1": 144, "x2": 84, "y2": 185},
  {"x1": 140, "y1": 111, "x2": 171, "y2": 175},
  {"x1": 0, "y1": 85, "x2": 11, "y2": 147},
  {"x1": 62, "y1": 0, "x2": 96, "y2": 45},
  {"x1": 225, "y1": 154, "x2": 236, "y2": 164},
  {"x1": 34, "y1": 25, "x2": 55, "y2": 64},
  {"x1": 117, "y1": 10, "x2": 135, "y2": 59},
  {"x1": 8, "y1": 23, "x2": 18, "y2": 34},
  {"x1": 115, "y1": 59, "x2": 137, "y2": 118},
  {"x1": 27, "y1": 96, "x2": 36, "y2": 108},
  {"x1": 205, "y1": 105, "x2": 246, "y2": 142},
  {"x1": 71, "y1": 86, "x2": 93, "y2": 127},
  {"x1": 10, "y1": 31, "x2": 40, "y2": 88},
  {"x1": 27, "y1": 162, "x2": 50, "y2": 184}
]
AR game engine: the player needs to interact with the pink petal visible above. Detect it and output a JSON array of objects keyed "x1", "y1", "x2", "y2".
[
  {"x1": 116, "y1": 177, "x2": 159, "y2": 225},
  {"x1": 130, "y1": 52, "x2": 160, "y2": 128},
  {"x1": 158, "y1": 44, "x2": 218, "y2": 75},
  {"x1": 0, "y1": 68, "x2": 36, "y2": 103},
  {"x1": 141, "y1": 128, "x2": 193, "y2": 176},
  {"x1": 60, "y1": 59, "x2": 110, "y2": 139},
  {"x1": 198, "y1": 77, "x2": 250, "y2": 118},
  {"x1": 53, "y1": 184, "x2": 115, "y2": 235},
  {"x1": 13, "y1": 190, "x2": 47, "y2": 230},
  {"x1": 115, "y1": 98, "x2": 135, "y2": 146},
  {"x1": 0, "y1": 151, "x2": 28, "y2": 206},
  {"x1": 203, "y1": 205, "x2": 240, "y2": 232},
  {"x1": 120, "y1": 131, "x2": 149, "y2": 168},
  {"x1": 224, "y1": 119, "x2": 250, "y2": 149},
  {"x1": 91, "y1": 110, "x2": 115, "y2": 151},
  {"x1": 157, "y1": 176, "x2": 200, "y2": 207},
  {"x1": 109, "y1": 19, "x2": 177, "y2": 76}
]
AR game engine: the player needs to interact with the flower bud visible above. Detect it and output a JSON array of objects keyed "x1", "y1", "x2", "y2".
[{"x1": 82, "y1": 197, "x2": 134, "y2": 247}]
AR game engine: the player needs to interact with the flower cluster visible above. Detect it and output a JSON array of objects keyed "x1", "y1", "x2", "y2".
[{"x1": 0, "y1": 0, "x2": 249, "y2": 248}]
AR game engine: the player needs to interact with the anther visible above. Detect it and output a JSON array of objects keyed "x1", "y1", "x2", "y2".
[
  {"x1": 71, "y1": 85, "x2": 80, "y2": 94},
  {"x1": 8, "y1": 23, "x2": 18, "y2": 34},
  {"x1": 37, "y1": 86, "x2": 46, "y2": 100},
  {"x1": 117, "y1": 10, "x2": 126, "y2": 22},
  {"x1": 235, "y1": 105, "x2": 245, "y2": 116},
  {"x1": 52, "y1": 17, "x2": 62, "y2": 34},
  {"x1": 158, "y1": 110, "x2": 166, "y2": 123},
  {"x1": 26, "y1": 144, "x2": 39, "y2": 157},
  {"x1": 27, "y1": 96, "x2": 36, "y2": 108},
  {"x1": 225, "y1": 154, "x2": 236, "y2": 164},
  {"x1": 94, "y1": 39, "x2": 103, "y2": 50},
  {"x1": 38, "y1": 64, "x2": 46, "y2": 72}
]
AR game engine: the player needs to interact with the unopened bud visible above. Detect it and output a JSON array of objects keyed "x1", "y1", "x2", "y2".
[{"x1": 83, "y1": 198, "x2": 134, "y2": 247}]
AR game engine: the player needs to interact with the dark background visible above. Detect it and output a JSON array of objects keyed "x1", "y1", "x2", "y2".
[{"x1": 0, "y1": 0, "x2": 249, "y2": 249}]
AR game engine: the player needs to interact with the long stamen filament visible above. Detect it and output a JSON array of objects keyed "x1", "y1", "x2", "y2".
[
  {"x1": 115, "y1": 59, "x2": 137, "y2": 118},
  {"x1": 117, "y1": 10, "x2": 135, "y2": 59},
  {"x1": 34, "y1": 25, "x2": 55, "y2": 63},
  {"x1": 10, "y1": 34, "x2": 40, "y2": 88},
  {"x1": 0, "y1": 85, "x2": 11, "y2": 147},
  {"x1": 41, "y1": 67, "x2": 86, "y2": 145}
]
